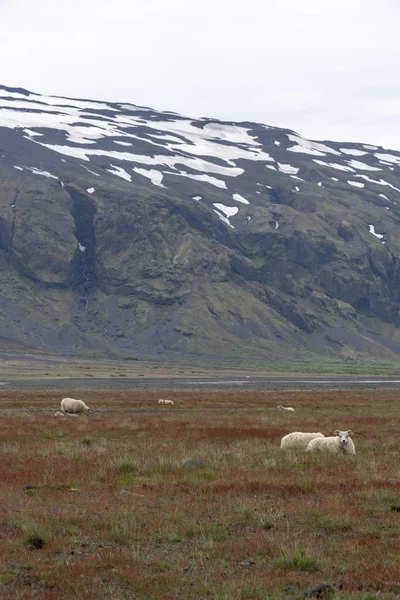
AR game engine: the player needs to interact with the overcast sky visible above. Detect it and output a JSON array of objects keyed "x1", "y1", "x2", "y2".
[{"x1": 2, "y1": 0, "x2": 400, "y2": 149}]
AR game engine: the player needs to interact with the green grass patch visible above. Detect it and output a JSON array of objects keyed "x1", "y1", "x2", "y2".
[
  {"x1": 279, "y1": 548, "x2": 322, "y2": 572},
  {"x1": 315, "y1": 513, "x2": 352, "y2": 532},
  {"x1": 22, "y1": 524, "x2": 48, "y2": 549}
]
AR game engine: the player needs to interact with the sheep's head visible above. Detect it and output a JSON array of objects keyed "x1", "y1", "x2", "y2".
[
  {"x1": 84, "y1": 406, "x2": 92, "y2": 414},
  {"x1": 334, "y1": 430, "x2": 353, "y2": 448}
]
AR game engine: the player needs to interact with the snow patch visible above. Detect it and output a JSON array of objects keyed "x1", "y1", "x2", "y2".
[
  {"x1": 375, "y1": 152, "x2": 400, "y2": 165},
  {"x1": 28, "y1": 167, "x2": 58, "y2": 180},
  {"x1": 23, "y1": 128, "x2": 43, "y2": 137},
  {"x1": 192, "y1": 196, "x2": 202, "y2": 201},
  {"x1": 201, "y1": 121, "x2": 265, "y2": 146},
  {"x1": 355, "y1": 175, "x2": 400, "y2": 194},
  {"x1": 313, "y1": 159, "x2": 355, "y2": 172},
  {"x1": 213, "y1": 203, "x2": 239, "y2": 218},
  {"x1": 368, "y1": 224, "x2": 384, "y2": 240},
  {"x1": 213, "y1": 209, "x2": 234, "y2": 228},
  {"x1": 117, "y1": 103, "x2": 152, "y2": 112},
  {"x1": 232, "y1": 193, "x2": 250, "y2": 205},
  {"x1": 278, "y1": 163, "x2": 299, "y2": 175},
  {"x1": 339, "y1": 148, "x2": 367, "y2": 156},
  {"x1": 107, "y1": 164, "x2": 132, "y2": 182},
  {"x1": 133, "y1": 167, "x2": 164, "y2": 187},
  {"x1": 169, "y1": 171, "x2": 227, "y2": 189},
  {"x1": 286, "y1": 133, "x2": 340, "y2": 156},
  {"x1": 87, "y1": 187, "x2": 95, "y2": 194},
  {"x1": 13, "y1": 165, "x2": 23, "y2": 171},
  {"x1": 347, "y1": 180, "x2": 364, "y2": 188},
  {"x1": 35, "y1": 142, "x2": 244, "y2": 179},
  {"x1": 347, "y1": 159, "x2": 381, "y2": 172},
  {"x1": 83, "y1": 167, "x2": 101, "y2": 177}
]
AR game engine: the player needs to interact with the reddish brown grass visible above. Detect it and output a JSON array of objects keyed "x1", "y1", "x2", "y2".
[{"x1": 0, "y1": 388, "x2": 399, "y2": 598}]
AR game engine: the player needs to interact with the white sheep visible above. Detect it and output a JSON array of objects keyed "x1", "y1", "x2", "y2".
[
  {"x1": 60, "y1": 397, "x2": 91, "y2": 415},
  {"x1": 54, "y1": 411, "x2": 64, "y2": 417},
  {"x1": 306, "y1": 430, "x2": 355, "y2": 455},
  {"x1": 158, "y1": 399, "x2": 174, "y2": 405},
  {"x1": 277, "y1": 405, "x2": 295, "y2": 412},
  {"x1": 280, "y1": 431, "x2": 324, "y2": 450}
]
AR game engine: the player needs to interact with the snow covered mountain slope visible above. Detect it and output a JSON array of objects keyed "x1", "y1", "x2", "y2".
[{"x1": 1, "y1": 84, "x2": 400, "y2": 359}]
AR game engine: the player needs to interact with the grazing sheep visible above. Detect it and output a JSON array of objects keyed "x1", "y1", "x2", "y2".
[
  {"x1": 280, "y1": 432, "x2": 324, "y2": 450},
  {"x1": 158, "y1": 399, "x2": 174, "y2": 405},
  {"x1": 60, "y1": 397, "x2": 91, "y2": 415},
  {"x1": 306, "y1": 430, "x2": 355, "y2": 455},
  {"x1": 277, "y1": 405, "x2": 295, "y2": 412}
]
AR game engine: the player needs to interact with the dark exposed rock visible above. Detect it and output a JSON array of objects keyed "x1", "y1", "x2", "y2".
[
  {"x1": 27, "y1": 536, "x2": 45, "y2": 550},
  {"x1": 303, "y1": 583, "x2": 335, "y2": 598}
]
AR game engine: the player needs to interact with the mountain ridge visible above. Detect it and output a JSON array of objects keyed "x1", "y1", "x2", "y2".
[{"x1": 1, "y1": 84, "x2": 400, "y2": 361}]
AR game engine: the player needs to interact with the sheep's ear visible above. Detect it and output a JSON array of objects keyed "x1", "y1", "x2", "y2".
[
  {"x1": 347, "y1": 430, "x2": 354, "y2": 436},
  {"x1": 334, "y1": 430, "x2": 340, "y2": 436}
]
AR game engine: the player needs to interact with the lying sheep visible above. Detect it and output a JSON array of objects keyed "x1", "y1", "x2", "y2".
[
  {"x1": 281, "y1": 431, "x2": 324, "y2": 450},
  {"x1": 54, "y1": 410, "x2": 78, "y2": 417},
  {"x1": 306, "y1": 430, "x2": 355, "y2": 455},
  {"x1": 60, "y1": 397, "x2": 91, "y2": 415},
  {"x1": 158, "y1": 399, "x2": 174, "y2": 405},
  {"x1": 277, "y1": 405, "x2": 295, "y2": 412}
]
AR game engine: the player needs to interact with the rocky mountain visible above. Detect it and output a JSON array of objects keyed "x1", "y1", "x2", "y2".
[{"x1": 1, "y1": 84, "x2": 400, "y2": 361}]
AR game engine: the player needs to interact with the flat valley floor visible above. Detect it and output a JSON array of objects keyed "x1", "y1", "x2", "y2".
[{"x1": 0, "y1": 379, "x2": 399, "y2": 599}]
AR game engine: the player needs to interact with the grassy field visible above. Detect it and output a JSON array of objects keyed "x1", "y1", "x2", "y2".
[
  {"x1": 0, "y1": 388, "x2": 399, "y2": 599},
  {"x1": 1, "y1": 351, "x2": 400, "y2": 379}
]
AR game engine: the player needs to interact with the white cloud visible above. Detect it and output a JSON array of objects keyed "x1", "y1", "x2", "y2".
[{"x1": 1, "y1": 0, "x2": 400, "y2": 149}]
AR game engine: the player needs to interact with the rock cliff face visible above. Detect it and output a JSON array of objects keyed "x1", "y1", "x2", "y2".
[{"x1": 1, "y1": 84, "x2": 400, "y2": 359}]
